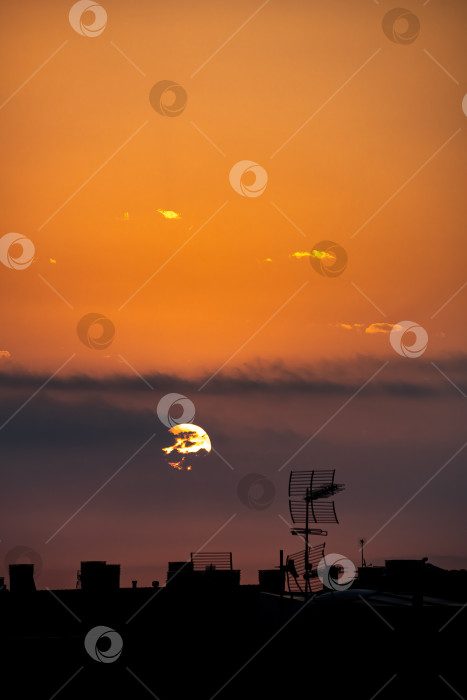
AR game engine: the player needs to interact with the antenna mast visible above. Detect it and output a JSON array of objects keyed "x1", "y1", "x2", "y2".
[{"x1": 288, "y1": 470, "x2": 345, "y2": 598}]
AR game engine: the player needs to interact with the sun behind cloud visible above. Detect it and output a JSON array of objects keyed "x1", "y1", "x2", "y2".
[{"x1": 162, "y1": 423, "x2": 211, "y2": 471}]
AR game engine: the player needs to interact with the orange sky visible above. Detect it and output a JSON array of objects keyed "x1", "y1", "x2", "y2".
[{"x1": 0, "y1": 0, "x2": 465, "y2": 377}]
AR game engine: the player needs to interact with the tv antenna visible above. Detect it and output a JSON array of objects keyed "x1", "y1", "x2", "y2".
[
  {"x1": 359, "y1": 538, "x2": 366, "y2": 568},
  {"x1": 285, "y1": 542, "x2": 326, "y2": 596},
  {"x1": 288, "y1": 469, "x2": 345, "y2": 597}
]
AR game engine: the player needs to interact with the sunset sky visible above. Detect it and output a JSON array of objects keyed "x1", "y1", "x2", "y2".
[{"x1": 0, "y1": 0, "x2": 466, "y2": 588}]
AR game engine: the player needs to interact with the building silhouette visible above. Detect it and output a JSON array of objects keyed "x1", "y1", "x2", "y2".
[
  {"x1": 77, "y1": 561, "x2": 120, "y2": 592},
  {"x1": 9, "y1": 564, "x2": 36, "y2": 593}
]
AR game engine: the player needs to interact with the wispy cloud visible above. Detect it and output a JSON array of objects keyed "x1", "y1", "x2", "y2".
[
  {"x1": 290, "y1": 249, "x2": 335, "y2": 260},
  {"x1": 334, "y1": 322, "x2": 397, "y2": 334},
  {"x1": 365, "y1": 323, "x2": 398, "y2": 335},
  {"x1": 0, "y1": 355, "x2": 465, "y2": 404}
]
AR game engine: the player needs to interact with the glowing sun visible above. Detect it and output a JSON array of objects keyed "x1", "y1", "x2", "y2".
[{"x1": 162, "y1": 423, "x2": 212, "y2": 471}]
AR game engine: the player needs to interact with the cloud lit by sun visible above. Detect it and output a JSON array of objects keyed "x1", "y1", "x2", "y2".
[
  {"x1": 365, "y1": 323, "x2": 399, "y2": 334},
  {"x1": 290, "y1": 250, "x2": 336, "y2": 260},
  {"x1": 157, "y1": 209, "x2": 182, "y2": 220},
  {"x1": 334, "y1": 322, "x2": 399, "y2": 334},
  {"x1": 162, "y1": 423, "x2": 211, "y2": 471}
]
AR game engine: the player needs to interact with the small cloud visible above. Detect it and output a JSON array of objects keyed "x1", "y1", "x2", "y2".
[
  {"x1": 311, "y1": 248, "x2": 335, "y2": 260},
  {"x1": 365, "y1": 323, "x2": 397, "y2": 335},
  {"x1": 333, "y1": 323, "x2": 363, "y2": 332},
  {"x1": 157, "y1": 209, "x2": 181, "y2": 220},
  {"x1": 290, "y1": 251, "x2": 312, "y2": 259},
  {"x1": 0, "y1": 350, "x2": 11, "y2": 359},
  {"x1": 334, "y1": 322, "x2": 397, "y2": 334},
  {"x1": 115, "y1": 212, "x2": 130, "y2": 222},
  {"x1": 290, "y1": 250, "x2": 335, "y2": 260}
]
